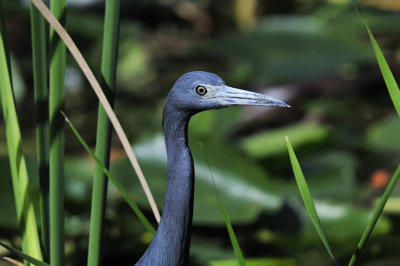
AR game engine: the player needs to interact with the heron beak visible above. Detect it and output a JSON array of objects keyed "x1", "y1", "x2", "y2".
[{"x1": 209, "y1": 85, "x2": 290, "y2": 108}]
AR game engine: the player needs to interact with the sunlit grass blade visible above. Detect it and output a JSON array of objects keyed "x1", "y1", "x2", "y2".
[
  {"x1": 0, "y1": 1, "x2": 43, "y2": 262},
  {"x1": 286, "y1": 137, "x2": 337, "y2": 264},
  {"x1": 352, "y1": 1, "x2": 400, "y2": 118},
  {"x1": 30, "y1": 2, "x2": 50, "y2": 260},
  {"x1": 348, "y1": 163, "x2": 400, "y2": 265},
  {"x1": 62, "y1": 112, "x2": 156, "y2": 235},
  {"x1": 200, "y1": 143, "x2": 246, "y2": 266},
  {"x1": 87, "y1": 1, "x2": 121, "y2": 265},
  {"x1": 0, "y1": 242, "x2": 49, "y2": 266}
]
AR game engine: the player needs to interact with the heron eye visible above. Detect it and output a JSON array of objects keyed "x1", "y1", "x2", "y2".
[{"x1": 195, "y1": 85, "x2": 207, "y2": 96}]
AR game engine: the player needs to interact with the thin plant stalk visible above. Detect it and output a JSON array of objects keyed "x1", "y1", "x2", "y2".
[
  {"x1": 62, "y1": 112, "x2": 155, "y2": 235},
  {"x1": 200, "y1": 143, "x2": 246, "y2": 266},
  {"x1": 49, "y1": 0, "x2": 66, "y2": 265},
  {"x1": 348, "y1": 164, "x2": 400, "y2": 266},
  {"x1": 30, "y1": 2, "x2": 50, "y2": 260},
  {"x1": 0, "y1": 243, "x2": 49, "y2": 266},
  {"x1": 87, "y1": 1, "x2": 121, "y2": 265},
  {"x1": 0, "y1": 1, "x2": 43, "y2": 262}
]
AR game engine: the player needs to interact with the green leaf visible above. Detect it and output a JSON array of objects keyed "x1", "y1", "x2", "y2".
[
  {"x1": 365, "y1": 115, "x2": 400, "y2": 153},
  {"x1": 286, "y1": 137, "x2": 337, "y2": 263},
  {"x1": 200, "y1": 29, "x2": 370, "y2": 83},
  {"x1": 0, "y1": 242, "x2": 50, "y2": 266},
  {"x1": 241, "y1": 122, "x2": 330, "y2": 158},
  {"x1": 353, "y1": 1, "x2": 400, "y2": 117}
]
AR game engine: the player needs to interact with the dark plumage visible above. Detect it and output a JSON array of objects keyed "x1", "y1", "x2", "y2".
[{"x1": 136, "y1": 71, "x2": 289, "y2": 266}]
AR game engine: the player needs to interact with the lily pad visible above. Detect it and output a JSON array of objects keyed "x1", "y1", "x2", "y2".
[
  {"x1": 240, "y1": 122, "x2": 330, "y2": 158},
  {"x1": 365, "y1": 115, "x2": 400, "y2": 153}
]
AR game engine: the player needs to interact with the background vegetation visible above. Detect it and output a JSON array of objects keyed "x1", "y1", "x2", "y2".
[{"x1": 1, "y1": 0, "x2": 400, "y2": 265}]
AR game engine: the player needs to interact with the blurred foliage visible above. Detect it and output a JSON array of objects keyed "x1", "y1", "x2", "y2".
[
  {"x1": 1, "y1": 0, "x2": 400, "y2": 265},
  {"x1": 366, "y1": 114, "x2": 400, "y2": 153}
]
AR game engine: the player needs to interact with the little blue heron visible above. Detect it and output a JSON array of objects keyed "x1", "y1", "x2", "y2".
[{"x1": 136, "y1": 71, "x2": 289, "y2": 265}]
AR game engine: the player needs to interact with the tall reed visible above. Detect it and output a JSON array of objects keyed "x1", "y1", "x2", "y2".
[
  {"x1": 0, "y1": 0, "x2": 42, "y2": 262},
  {"x1": 30, "y1": 2, "x2": 50, "y2": 260},
  {"x1": 87, "y1": 1, "x2": 121, "y2": 265},
  {"x1": 49, "y1": 0, "x2": 67, "y2": 265}
]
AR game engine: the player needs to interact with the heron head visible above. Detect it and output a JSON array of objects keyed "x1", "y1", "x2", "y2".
[{"x1": 166, "y1": 71, "x2": 289, "y2": 113}]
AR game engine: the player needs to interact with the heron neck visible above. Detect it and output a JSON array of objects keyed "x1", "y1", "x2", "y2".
[{"x1": 136, "y1": 107, "x2": 194, "y2": 266}]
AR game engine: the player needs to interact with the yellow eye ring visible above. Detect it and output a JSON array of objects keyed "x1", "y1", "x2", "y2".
[{"x1": 195, "y1": 85, "x2": 207, "y2": 96}]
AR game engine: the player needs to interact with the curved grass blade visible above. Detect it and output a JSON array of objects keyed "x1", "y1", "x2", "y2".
[
  {"x1": 348, "y1": 3, "x2": 400, "y2": 265},
  {"x1": 200, "y1": 143, "x2": 246, "y2": 266},
  {"x1": 352, "y1": 0, "x2": 400, "y2": 118},
  {"x1": 62, "y1": 112, "x2": 155, "y2": 235},
  {"x1": 286, "y1": 137, "x2": 337, "y2": 264},
  {"x1": 348, "y1": 163, "x2": 400, "y2": 266},
  {"x1": 87, "y1": 1, "x2": 121, "y2": 265},
  {"x1": 0, "y1": 242, "x2": 49, "y2": 266}
]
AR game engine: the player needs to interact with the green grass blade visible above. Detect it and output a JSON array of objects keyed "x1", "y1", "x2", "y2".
[
  {"x1": 87, "y1": 1, "x2": 121, "y2": 265},
  {"x1": 0, "y1": 1, "x2": 43, "y2": 262},
  {"x1": 348, "y1": 163, "x2": 400, "y2": 266},
  {"x1": 30, "y1": 2, "x2": 50, "y2": 260},
  {"x1": 286, "y1": 137, "x2": 337, "y2": 264},
  {"x1": 215, "y1": 186, "x2": 246, "y2": 266},
  {"x1": 49, "y1": 0, "x2": 67, "y2": 265},
  {"x1": 347, "y1": 3, "x2": 400, "y2": 264},
  {"x1": 200, "y1": 143, "x2": 246, "y2": 266},
  {"x1": 62, "y1": 113, "x2": 156, "y2": 235},
  {"x1": 352, "y1": 1, "x2": 400, "y2": 118},
  {"x1": 0, "y1": 242, "x2": 50, "y2": 266}
]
